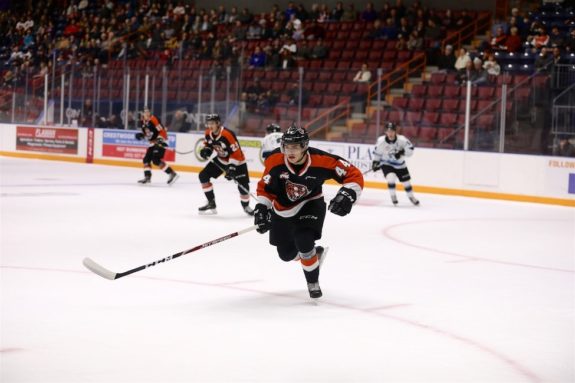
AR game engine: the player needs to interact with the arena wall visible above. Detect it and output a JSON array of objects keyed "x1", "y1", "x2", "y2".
[{"x1": 1, "y1": 124, "x2": 573, "y2": 206}]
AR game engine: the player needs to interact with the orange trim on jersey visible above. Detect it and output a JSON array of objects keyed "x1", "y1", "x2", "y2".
[{"x1": 149, "y1": 115, "x2": 167, "y2": 140}]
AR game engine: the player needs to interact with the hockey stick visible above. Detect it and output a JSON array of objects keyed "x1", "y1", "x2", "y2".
[
  {"x1": 208, "y1": 158, "x2": 259, "y2": 201},
  {"x1": 176, "y1": 149, "x2": 196, "y2": 155},
  {"x1": 83, "y1": 225, "x2": 258, "y2": 280}
]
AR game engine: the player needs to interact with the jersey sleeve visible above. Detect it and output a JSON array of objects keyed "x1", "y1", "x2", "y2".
[
  {"x1": 314, "y1": 152, "x2": 364, "y2": 199},
  {"x1": 221, "y1": 129, "x2": 245, "y2": 165},
  {"x1": 373, "y1": 136, "x2": 386, "y2": 161},
  {"x1": 256, "y1": 152, "x2": 283, "y2": 208},
  {"x1": 400, "y1": 136, "x2": 414, "y2": 157}
]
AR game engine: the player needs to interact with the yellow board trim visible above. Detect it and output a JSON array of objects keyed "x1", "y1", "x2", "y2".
[{"x1": 2, "y1": 151, "x2": 574, "y2": 207}]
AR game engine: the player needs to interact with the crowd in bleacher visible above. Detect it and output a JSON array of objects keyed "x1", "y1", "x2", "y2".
[{"x1": 1, "y1": 1, "x2": 574, "y2": 152}]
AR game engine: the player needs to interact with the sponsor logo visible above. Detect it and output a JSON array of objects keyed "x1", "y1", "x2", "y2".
[
  {"x1": 299, "y1": 215, "x2": 318, "y2": 220},
  {"x1": 279, "y1": 172, "x2": 290, "y2": 180},
  {"x1": 35, "y1": 129, "x2": 56, "y2": 139}
]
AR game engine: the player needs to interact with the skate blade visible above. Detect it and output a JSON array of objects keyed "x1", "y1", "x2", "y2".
[
  {"x1": 198, "y1": 209, "x2": 217, "y2": 215},
  {"x1": 167, "y1": 174, "x2": 180, "y2": 185}
]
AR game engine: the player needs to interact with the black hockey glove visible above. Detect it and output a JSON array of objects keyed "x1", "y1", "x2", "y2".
[
  {"x1": 394, "y1": 149, "x2": 405, "y2": 159},
  {"x1": 328, "y1": 187, "x2": 356, "y2": 217},
  {"x1": 199, "y1": 146, "x2": 213, "y2": 160},
  {"x1": 135, "y1": 132, "x2": 145, "y2": 140},
  {"x1": 371, "y1": 160, "x2": 381, "y2": 171},
  {"x1": 254, "y1": 203, "x2": 272, "y2": 234},
  {"x1": 225, "y1": 164, "x2": 237, "y2": 180},
  {"x1": 154, "y1": 137, "x2": 168, "y2": 147}
]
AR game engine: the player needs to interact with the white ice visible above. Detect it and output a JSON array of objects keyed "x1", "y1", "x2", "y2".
[{"x1": 1, "y1": 157, "x2": 574, "y2": 383}]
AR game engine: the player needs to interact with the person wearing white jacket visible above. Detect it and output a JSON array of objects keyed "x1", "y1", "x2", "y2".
[{"x1": 372, "y1": 122, "x2": 420, "y2": 206}]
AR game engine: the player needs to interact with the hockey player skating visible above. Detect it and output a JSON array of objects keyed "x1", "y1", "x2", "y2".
[
  {"x1": 254, "y1": 125, "x2": 364, "y2": 298},
  {"x1": 198, "y1": 113, "x2": 254, "y2": 215},
  {"x1": 261, "y1": 123, "x2": 283, "y2": 159},
  {"x1": 136, "y1": 108, "x2": 179, "y2": 185},
  {"x1": 372, "y1": 122, "x2": 419, "y2": 205}
]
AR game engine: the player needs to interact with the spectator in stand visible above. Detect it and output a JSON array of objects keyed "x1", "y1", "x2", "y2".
[
  {"x1": 304, "y1": 20, "x2": 326, "y2": 40},
  {"x1": 529, "y1": 25, "x2": 550, "y2": 51},
  {"x1": 360, "y1": 2, "x2": 378, "y2": 22},
  {"x1": 382, "y1": 18, "x2": 399, "y2": 40},
  {"x1": 279, "y1": 37, "x2": 297, "y2": 56},
  {"x1": 483, "y1": 53, "x2": 501, "y2": 76},
  {"x1": 231, "y1": 20, "x2": 247, "y2": 41},
  {"x1": 566, "y1": 29, "x2": 575, "y2": 53},
  {"x1": 310, "y1": 39, "x2": 328, "y2": 59},
  {"x1": 249, "y1": 46, "x2": 267, "y2": 68},
  {"x1": 246, "y1": 21, "x2": 263, "y2": 40},
  {"x1": 279, "y1": 50, "x2": 296, "y2": 70},
  {"x1": 296, "y1": 40, "x2": 312, "y2": 60},
  {"x1": 331, "y1": 1, "x2": 344, "y2": 21},
  {"x1": 437, "y1": 44, "x2": 456, "y2": 71},
  {"x1": 424, "y1": 19, "x2": 443, "y2": 48},
  {"x1": 341, "y1": 4, "x2": 358, "y2": 21},
  {"x1": 291, "y1": 18, "x2": 305, "y2": 41},
  {"x1": 238, "y1": 8, "x2": 254, "y2": 25},
  {"x1": 454, "y1": 47, "x2": 471, "y2": 71},
  {"x1": 170, "y1": 110, "x2": 191, "y2": 133},
  {"x1": 455, "y1": 10, "x2": 473, "y2": 29},
  {"x1": 285, "y1": 2, "x2": 298, "y2": 21},
  {"x1": 470, "y1": 57, "x2": 489, "y2": 85},
  {"x1": 353, "y1": 63, "x2": 372, "y2": 83},
  {"x1": 287, "y1": 83, "x2": 310, "y2": 106},
  {"x1": 549, "y1": 26, "x2": 565, "y2": 48},
  {"x1": 535, "y1": 47, "x2": 553, "y2": 72},
  {"x1": 396, "y1": 34, "x2": 408, "y2": 50},
  {"x1": 407, "y1": 30, "x2": 423, "y2": 51},
  {"x1": 456, "y1": 59, "x2": 475, "y2": 84},
  {"x1": 553, "y1": 135, "x2": 575, "y2": 157},
  {"x1": 397, "y1": 17, "x2": 412, "y2": 38},
  {"x1": 491, "y1": 27, "x2": 508, "y2": 50},
  {"x1": 505, "y1": 26, "x2": 523, "y2": 53}
]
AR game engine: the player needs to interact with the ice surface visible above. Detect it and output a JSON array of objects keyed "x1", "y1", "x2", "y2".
[{"x1": 1, "y1": 157, "x2": 574, "y2": 383}]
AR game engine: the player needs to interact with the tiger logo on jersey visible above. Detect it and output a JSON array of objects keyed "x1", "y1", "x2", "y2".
[{"x1": 285, "y1": 180, "x2": 310, "y2": 202}]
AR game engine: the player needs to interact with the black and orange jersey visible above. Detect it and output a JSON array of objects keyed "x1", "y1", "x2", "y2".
[
  {"x1": 257, "y1": 147, "x2": 364, "y2": 217},
  {"x1": 203, "y1": 127, "x2": 246, "y2": 166},
  {"x1": 141, "y1": 115, "x2": 168, "y2": 143}
]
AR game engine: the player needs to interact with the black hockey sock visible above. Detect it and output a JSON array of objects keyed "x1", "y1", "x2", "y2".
[
  {"x1": 144, "y1": 170, "x2": 151, "y2": 179},
  {"x1": 165, "y1": 167, "x2": 174, "y2": 174},
  {"x1": 204, "y1": 191, "x2": 215, "y2": 201},
  {"x1": 300, "y1": 248, "x2": 319, "y2": 283}
]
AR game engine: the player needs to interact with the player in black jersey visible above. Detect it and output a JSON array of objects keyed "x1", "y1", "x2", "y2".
[{"x1": 254, "y1": 125, "x2": 364, "y2": 298}]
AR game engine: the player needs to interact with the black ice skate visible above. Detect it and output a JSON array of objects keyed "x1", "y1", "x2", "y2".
[
  {"x1": 409, "y1": 196, "x2": 420, "y2": 206},
  {"x1": 138, "y1": 176, "x2": 151, "y2": 184},
  {"x1": 307, "y1": 282, "x2": 322, "y2": 299},
  {"x1": 198, "y1": 200, "x2": 217, "y2": 215},
  {"x1": 391, "y1": 195, "x2": 398, "y2": 205},
  {"x1": 167, "y1": 172, "x2": 179, "y2": 185}
]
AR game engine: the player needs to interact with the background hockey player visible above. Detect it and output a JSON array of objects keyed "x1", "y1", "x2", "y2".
[
  {"x1": 261, "y1": 123, "x2": 283, "y2": 159},
  {"x1": 372, "y1": 122, "x2": 419, "y2": 205},
  {"x1": 135, "y1": 108, "x2": 179, "y2": 185},
  {"x1": 198, "y1": 113, "x2": 254, "y2": 215},
  {"x1": 253, "y1": 125, "x2": 364, "y2": 298}
]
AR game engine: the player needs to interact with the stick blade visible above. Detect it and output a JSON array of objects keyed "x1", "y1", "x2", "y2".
[{"x1": 83, "y1": 257, "x2": 117, "y2": 280}]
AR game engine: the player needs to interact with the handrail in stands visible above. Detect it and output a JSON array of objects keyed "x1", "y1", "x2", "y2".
[{"x1": 304, "y1": 100, "x2": 352, "y2": 139}]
